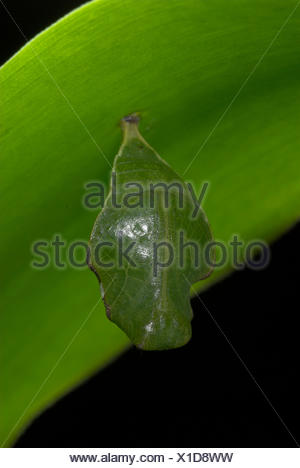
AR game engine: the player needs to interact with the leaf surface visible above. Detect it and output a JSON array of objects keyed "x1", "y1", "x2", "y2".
[{"x1": 1, "y1": 0, "x2": 300, "y2": 445}]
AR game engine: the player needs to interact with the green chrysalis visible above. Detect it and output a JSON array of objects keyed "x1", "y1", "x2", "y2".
[{"x1": 88, "y1": 115, "x2": 213, "y2": 350}]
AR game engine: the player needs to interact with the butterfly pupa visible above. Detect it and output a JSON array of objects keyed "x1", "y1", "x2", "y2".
[{"x1": 88, "y1": 115, "x2": 213, "y2": 350}]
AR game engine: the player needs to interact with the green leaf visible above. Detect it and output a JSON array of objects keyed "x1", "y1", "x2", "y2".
[
  {"x1": 88, "y1": 115, "x2": 213, "y2": 350},
  {"x1": 1, "y1": 0, "x2": 300, "y2": 445}
]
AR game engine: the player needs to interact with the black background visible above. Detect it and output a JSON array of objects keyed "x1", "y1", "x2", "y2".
[{"x1": 1, "y1": 0, "x2": 299, "y2": 448}]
